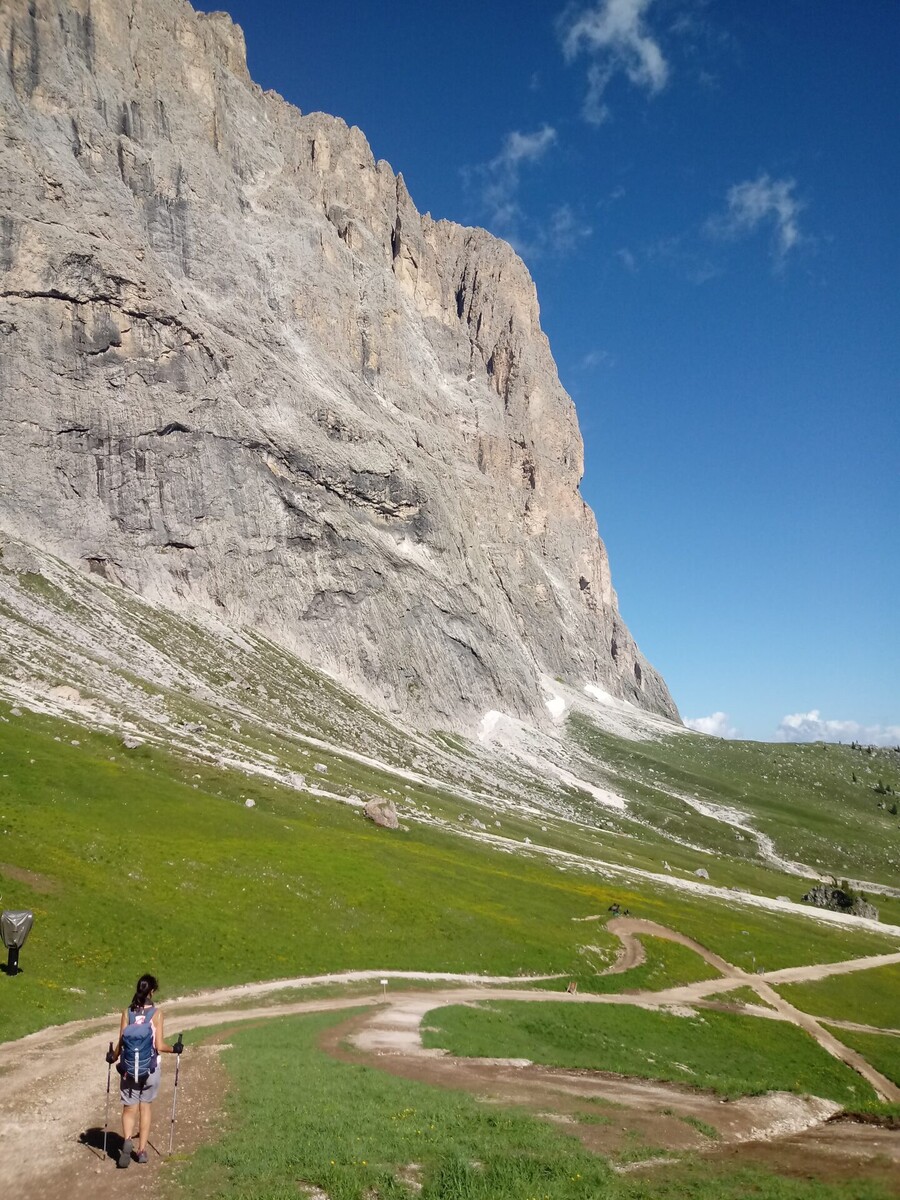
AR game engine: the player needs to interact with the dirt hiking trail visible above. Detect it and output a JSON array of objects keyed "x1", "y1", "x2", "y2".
[{"x1": 0, "y1": 920, "x2": 897, "y2": 1200}]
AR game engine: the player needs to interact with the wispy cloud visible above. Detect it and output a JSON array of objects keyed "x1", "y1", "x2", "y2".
[
  {"x1": 477, "y1": 125, "x2": 558, "y2": 231},
  {"x1": 558, "y1": 0, "x2": 669, "y2": 124},
  {"x1": 708, "y1": 174, "x2": 805, "y2": 265},
  {"x1": 548, "y1": 203, "x2": 593, "y2": 253},
  {"x1": 685, "y1": 711, "x2": 739, "y2": 739},
  {"x1": 775, "y1": 710, "x2": 900, "y2": 747},
  {"x1": 580, "y1": 348, "x2": 614, "y2": 369},
  {"x1": 466, "y1": 128, "x2": 592, "y2": 260}
]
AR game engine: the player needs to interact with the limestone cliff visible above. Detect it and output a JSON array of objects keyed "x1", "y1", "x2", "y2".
[{"x1": 0, "y1": 0, "x2": 679, "y2": 730}]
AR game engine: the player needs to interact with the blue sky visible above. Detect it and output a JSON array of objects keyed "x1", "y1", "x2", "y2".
[{"x1": 194, "y1": 0, "x2": 899, "y2": 743}]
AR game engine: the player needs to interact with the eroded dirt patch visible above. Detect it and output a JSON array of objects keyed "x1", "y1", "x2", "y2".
[
  {"x1": 0, "y1": 862, "x2": 58, "y2": 892},
  {"x1": 318, "y1": 1009, "x2": 839, "y2": 1159}
]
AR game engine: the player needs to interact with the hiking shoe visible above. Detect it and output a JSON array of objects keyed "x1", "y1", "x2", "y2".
[
  {"x1": 135, "y1": 1150, "x2": 149, "y2": 1164},
  {"x1": 117, "y1": 1139, "x2": 133, "y2": 1169}
]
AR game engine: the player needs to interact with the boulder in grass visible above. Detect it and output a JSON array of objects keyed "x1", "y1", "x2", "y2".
[
  {"x1": 122, "y1": 735, "x2": 145, "y2": 750},
  {"x1": 694, "y1": 868, "x2": 710, "y2": 880},
  {"x1": 364, "y1": 798, "x2": 399, "y2": 830}
]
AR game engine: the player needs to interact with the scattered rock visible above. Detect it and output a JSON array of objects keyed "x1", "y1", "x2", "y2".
[
  {"x1": 314, "y1": 763, "x2": 329, "y2": 774},
  {"x1": 364, "y1": 798, "x2": 399, "y2": 830},
  {"x1": 122, "y1": 735, "x2": 145, "y2": 750},
  {"x1": 49, "y1": 685, "x2": 81, "y2": 703}
]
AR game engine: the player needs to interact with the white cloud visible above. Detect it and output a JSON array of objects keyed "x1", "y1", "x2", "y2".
[
  {"x1": 709, "y1": 174, "x2": 805, "y2": 264},
  {"x1": 775, "y1": 710, "x2": 900, "y2": 747},
  {"x1": 548, "y1": 203, "x2": 593, "y2": 253},
  {"x1": 558, "y1": 0, "x2": 669, "y2": 124},
  {"x1": 685, "y1": 711, "x2": 739, "y2": 739},
  {"x1": 500, "y1": 126, "x2": 559, "y2": 168},
  {"x1": 580, "y1": 348, "x2": 614, "y2": 369},
  {"x1": 473, "y1": 125, "x2": 557, "y2": 234},
  {"x1": 467, "y1": 129, "x2": 592, "y2": 260}
]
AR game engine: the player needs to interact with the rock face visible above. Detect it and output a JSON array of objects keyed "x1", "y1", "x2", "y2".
[{"x1": 0, "y1": 0, "x2": 679, "y2": 731}]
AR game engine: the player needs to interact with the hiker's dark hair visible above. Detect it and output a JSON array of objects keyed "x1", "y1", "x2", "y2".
[{"x1": 130, "y1": 973, "x2": 158, "y2": 1011}]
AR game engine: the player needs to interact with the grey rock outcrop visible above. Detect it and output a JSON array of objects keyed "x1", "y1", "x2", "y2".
[
  {"x1": 0, "y1": 0, "x2": 679, "y2": 731},
  {"x1": 364, "y1": 798, "x2": 399, "y2": 830},
  {"x1": 802, "y1": 885, "x2": 879, "y2": 922}
]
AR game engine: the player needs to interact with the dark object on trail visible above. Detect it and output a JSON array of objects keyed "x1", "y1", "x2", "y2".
[
  {"x1": 1, "y1": 909, "x2": 34, "y2": 975},
  {"x1": 801, "y1": 884, "x2": 879, "y2": 921}
]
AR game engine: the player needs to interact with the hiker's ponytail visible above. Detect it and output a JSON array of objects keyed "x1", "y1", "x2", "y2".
[{"x1": 130, "y1": 973, "x2": 158, "y2": 1011}]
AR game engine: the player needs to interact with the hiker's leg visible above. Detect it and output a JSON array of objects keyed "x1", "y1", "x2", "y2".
[
  {"x1": 122, "y1": 1104, "x2": 138, "y2": 1140},
  {"x1": 137, "y1": 1101, "x2": 152, "y2": 1152}
]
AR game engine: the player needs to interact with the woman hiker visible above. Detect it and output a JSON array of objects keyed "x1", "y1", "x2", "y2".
[{"x1": 106, "y1": 973, "x2": 183, "y2": 1167}]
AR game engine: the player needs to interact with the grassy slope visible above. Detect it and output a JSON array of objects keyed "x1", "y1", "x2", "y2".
[
  {"x1": 776, "y1": 965, "x2": 900, "y2": 1029},
  {"x1": 174, "y1": 1011, "x2": 894, "y2": 1200},
  {"x1": 4, "y1": 554, "x2": 900, "y2": 931},
  {"x1": 569, "y1": 715, "x2": 900, "y2": 897},
  {"x1": 0, "y1": 707, "x2": 611, "y2": 1038},
  {"x1": 821, "y1": 1026, "x2": 900, "y2": 1087},
  {"x1": 421, "y1": 1002, "x2": 877, "y2": 1106},
  {"x1": 2, "y1": 704, "x2": 897, "y2": 1042},
  {"x1": 530, "y1": 935, "x2": 722, "y2": 993}
]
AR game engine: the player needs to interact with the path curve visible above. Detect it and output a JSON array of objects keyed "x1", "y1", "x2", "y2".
[{"x1": 1, "y1": 922, "x2": 898, "y2": 1198}]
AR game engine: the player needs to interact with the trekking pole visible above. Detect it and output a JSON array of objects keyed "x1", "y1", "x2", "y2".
[
  {"x1": 103, "y1": 1042, "x2": 113, "y2": 1160},
  {"x1": 168, "y1": 1034, "x2": 184, "y2": 1154}
]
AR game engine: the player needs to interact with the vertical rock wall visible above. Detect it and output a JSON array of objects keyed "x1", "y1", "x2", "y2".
[{"x1": 0, "y1": 0, "x2": 679, "y2": 729}]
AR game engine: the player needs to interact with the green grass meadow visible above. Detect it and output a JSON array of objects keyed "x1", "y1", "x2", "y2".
[
  {"x1": 1, "y1": 702, "x2": 898, "y2": 1043},
  {"x1": 171, "y1": 1011, "x2": 896, "y2": 1200},
  {"x1": 569, "y1": 715, "x2": 900, "y2": 893},
  {"x1": 421, "y1": 1001, "x2": 878, "y2": 1106},
  {"x1": 821, "y1": 1026, "x2": 900, "y2": 1087},
  {"x1": 776, "y1": 964, "x2": 900, "y2": 1030},
  {"x1": 530, "y1": 935, "x2": 722, "y2": 994}
]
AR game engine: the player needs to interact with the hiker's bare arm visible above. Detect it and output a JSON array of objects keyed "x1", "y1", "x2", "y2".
[
  {"x1": 112, "y1": 1009, "x2": 127, "y2": 1058},
  {"x1": 154, "y1": 1008, "x2": 176, "y2": 1053}
]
